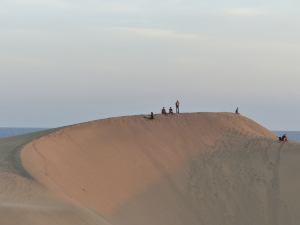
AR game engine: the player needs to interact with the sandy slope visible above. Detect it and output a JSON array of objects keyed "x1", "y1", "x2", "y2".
[
  {"x1": 0, "y1": 128, "x2": 110, "y2": 224},
  {"x1": 1, "y1": 112, "x2": 300, "y2": 224}
]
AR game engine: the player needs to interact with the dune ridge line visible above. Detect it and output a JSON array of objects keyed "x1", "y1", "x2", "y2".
[{"x1": 19, "y1": 112, "x2": 300, "y2": 225}]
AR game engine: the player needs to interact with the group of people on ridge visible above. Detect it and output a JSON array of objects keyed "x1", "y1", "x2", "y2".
[
  {"x1": 280, "y1": 134, "x2": 288, "y2": 143},
  {"x1": 152, "y1": 105, "x2": 290, "y2": 144},
  {"x1": 149, "y1": 100, "x2": 179, "y2": 119},
  {"x1": 162, "y1": 107, "x2": 173, "y2": 115},
  {"x1": 162, "y1": 100, "x2": 179, "y2": 116}
]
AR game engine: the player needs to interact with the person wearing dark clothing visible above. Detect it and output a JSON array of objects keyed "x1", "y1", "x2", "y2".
[
  {"x1": 175, "y1": 100, "x2": 179, "y2": 113},
  {"x1": 169, "y1": 107, "x2": 174, "y2": 115},
  {"x1": 162, "y1": 107, "x2": 168, "y2": 116},
  {"x1": 150, "y1": 112, "x2": 154, "y2": 119},
  {"x1": 281, "y1": 134, "x2": 288, "y2": 143},
  {"x1": 235, "y1": 107, "x2": 241, "y2": 115}
]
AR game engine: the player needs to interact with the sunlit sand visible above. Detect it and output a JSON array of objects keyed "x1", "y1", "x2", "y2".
[{"x1": 0, "y1": 112, "x2": 299, "y2": 224}]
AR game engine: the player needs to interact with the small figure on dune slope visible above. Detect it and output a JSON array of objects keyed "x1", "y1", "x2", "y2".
[
  {"x1": 235, "y1": 107, "x2": 241, "y2": 115},
  {"x1": 150, "y1": 112, "x2": 154, "y2": 120},
  {"x1": 281, "y1": 134, "x2": 288, "y2": 143},
  {"x1": 162, "y1": 107, "x2": 168, "y2": 116},
  {"x1": 169, "y1": 107, "x2": 174, "y2": 115}
]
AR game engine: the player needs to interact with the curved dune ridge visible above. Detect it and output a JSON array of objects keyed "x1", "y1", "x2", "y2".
[{"x1": 17, "y1": 112, "x2": 300, "y2": 225}]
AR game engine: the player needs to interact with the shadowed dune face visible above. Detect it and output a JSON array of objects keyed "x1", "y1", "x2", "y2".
[{"x1": 21, "y1": 112, "x2": 300, "y2": 225}]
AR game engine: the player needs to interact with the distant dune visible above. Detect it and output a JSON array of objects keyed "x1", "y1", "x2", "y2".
[{"x1": 0, "y1": 112, "x2": 300, "y2": 224}]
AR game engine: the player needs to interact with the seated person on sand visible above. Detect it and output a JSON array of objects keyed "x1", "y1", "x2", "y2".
[
  {"x1": 235, "y1": 107, "x2": 241, "y2": 115},
  {"x1": 150, "y1": 112, "x2": 154, "y2": 119},
  {"x1": 281, "y1": 134, "x2": 288, "y2": 143},
  {"x1": 169, "y1": 107, "x2": 174, "y2": 115},
  {"x1": 162, "y1": 107, "x2": 168, "y2": 116}
]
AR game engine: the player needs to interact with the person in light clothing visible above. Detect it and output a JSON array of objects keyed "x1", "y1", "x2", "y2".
[{"x1": 175, "y1": 100, "x2": 180, "y2": 113}]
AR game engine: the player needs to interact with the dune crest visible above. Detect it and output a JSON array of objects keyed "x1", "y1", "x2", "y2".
[{"x1": 20, "y1": 113, "x2": 300, "y2": 225}]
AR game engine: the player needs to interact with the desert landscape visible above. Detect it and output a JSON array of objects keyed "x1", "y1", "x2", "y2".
[{"x1": 0, "y1": 112, "x2": 299, "y2": 225}]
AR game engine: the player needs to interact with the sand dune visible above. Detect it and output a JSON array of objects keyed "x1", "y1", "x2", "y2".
[{"x1": 0, "y1": 112, "x2": 300, "y2": 224}]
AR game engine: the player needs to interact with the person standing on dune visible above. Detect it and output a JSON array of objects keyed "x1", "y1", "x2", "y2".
[{"x1": 176, "y1": 100, "x2": 180, "y2": 113}]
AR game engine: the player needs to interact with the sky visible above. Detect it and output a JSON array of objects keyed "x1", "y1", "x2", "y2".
[{"x1": 1, "y1": 0, "x2": 300, "y2": 130}]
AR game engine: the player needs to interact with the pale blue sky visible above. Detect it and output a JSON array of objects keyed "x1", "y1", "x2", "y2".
[{"x1": 1, "y1": 0, "x2": 300, "y2": 130}]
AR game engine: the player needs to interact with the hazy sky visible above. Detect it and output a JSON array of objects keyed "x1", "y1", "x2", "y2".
[{"x1": 1, "y1": 0, "x2": 300, "y2": 130}]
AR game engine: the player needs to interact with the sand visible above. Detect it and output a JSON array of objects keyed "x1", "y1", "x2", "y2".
[{"x1": 0, "y1": 112, "x2": 299, "y2": 224}]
